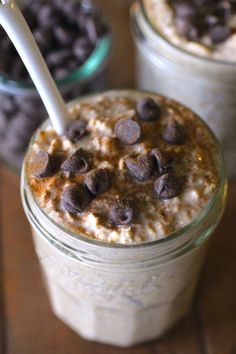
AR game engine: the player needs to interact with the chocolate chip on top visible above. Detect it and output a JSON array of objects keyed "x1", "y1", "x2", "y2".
[
  {"x1": 64, "y1": 120, "x2": 87, "y2": 142},
  {"x1": 84, "y1": 168, "x2": 110, "y2": 195},
  {"x1": 61, "y1": 184, "x2": 92, "y2": 214},
  {"x1": 114, "y1": 118, "x2": 141, "y2": 145},
  {"x1": 162, "y1": 120, "x2": 185, "y2": 145},
  {"x1": 31, "y1": 150, "x2": 58, "y2": 179},
  {"x1": 151, "y1": 148, "x2": 174, "y2": 175},
  {"x1": 109, "y1": 199, "x2": 134, "y2": 226},
  {"x1": 136, "y1": 97, "x2": 161, "y2": 121},
  {"x1": 125, "y1": 154, "x2": 153, "y2": 181},
  {"x1": 154, "y1": 173, "x2": 182, "y2": 200},
  {"x1": 27, "y1": 92, "x2": 221, "y2": 244},
  {"x1": 209, "y1": 25, "x2": 232, "y2": 44},
  {"x1": 61, "y1": 148, "x2": 91, "y2": 174}
]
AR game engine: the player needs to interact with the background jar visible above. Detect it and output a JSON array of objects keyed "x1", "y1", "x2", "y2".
[
  {"x1": 0, "y1": 0, "x2": 111, "y2": 168},
  {"x1": 0, "y1": 37, "x2": 110, "y2": 170},
  {"x1": 130, "y1": 1, "x2": 236, "y2": 179},
  {"x1": 21, "y1": 94, "x2": 227, "y2": 347}
]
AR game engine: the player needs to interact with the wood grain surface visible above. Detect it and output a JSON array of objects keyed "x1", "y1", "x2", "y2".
[{"x1": 0, "y1": 1, "x2": 236, "y2": 353}]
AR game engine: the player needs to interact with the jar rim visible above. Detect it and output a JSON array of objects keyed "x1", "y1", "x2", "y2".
[
  {"x1": 0, "y1": 35, "x2": 111, "y2": 95},
  {"x1": 22, "y1": 89, "x2": 227, "y2": 251},
  {"x1": 138, "y1": 0, "x2": 236, "y2": 68}
]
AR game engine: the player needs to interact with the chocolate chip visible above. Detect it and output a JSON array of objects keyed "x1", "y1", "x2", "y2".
[
  {"x1": 85, "y1": 15, "x2": 103, "y2": 44},
  {"x1": 64, "y1": 120, "x2": 87, "y2": 142},
  {"x1": 114, "y1": 118, "x2": 141, "y2": 145},
  {"x1": 209, "y1": 25, "x2": 232, "y2": 43},
  {"x1": 54, "y1": 26, "x2": 75, "y2": 47},
  {"x1": 162, "y1": 120, "x2": 185, "y2": 145},
  {"x1": 136, "y1": 97, "x2": 161, "y2": 121},
  {"x1": 205, "y1": 15, "x2": 220, "y2": 28},
  {"x1": 38, "y1": 5, "x2": 61, "y2": 28},
  {"x1": 54, "y1": 67, "x2": 70, "y2": 80},
  {"x1": 151, "y1": 148, "x2": 174, "y2": 175},
  {"x1": 61, "y1": 184, "x2": 92, "y2": 213},
  {"x1": 85, "y1": 168, "x2": 110, "y2": 195},
  {"x1": 61, "y1": 148, "x2": 91, "y2": 174},
  {"x1": 31, "y1": 151, "x2": 57, "y2": 179},
  {"x1": 154, "y1": 173, "x2": 182, "y2": 200},
  {"x1": 46, "y1": 49, "x2": 71, "y2": 67},
  {"x1": 125, "y1": 154, "x2": 153, "y2": 181},
  {"x1": 73, "y1": 37, "x2": 93, "y2": 63},
  {"x1": 173, "y1": 3, "x2": 198, "y2": 19},
  {"x1": 59, "y1": 0, "x2": 81, "y2": 22},
  {"x1": 176, "y1": 18, "x2": 202, "y2": 40},
  {"x1": 109, "y1": 199, "x2": 134, "y2": 226}
]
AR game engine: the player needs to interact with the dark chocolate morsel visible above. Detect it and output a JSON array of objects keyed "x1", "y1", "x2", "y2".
[
  {"x1": 46, "y1": 49, "x2": 71, "y2": 67},
  {"x1": 205, "y1": 15, "x2": 219, "y2": 28},
  {"x1": 85, "y1": 15, "x2": 103, "y2": 45},
  {"x1": 209, "y1": 25, "x2": 232, "y2": 44},
  {"x1": 151, "y1": 148, "x2": 174, "y2": 175},
  {"x1": 173, "y1": 2, "x2": 198, "y2": 19},
  {"x1": 109, "y1": 199, "x2": 134, "y2": 226},
  {"x1": 64, "y1": 120, "x2": 87, "y2": 142},
  {"x1": 73, "y1": 37, "x2": 93, "y2": 63},
  {"x1": 176, "y1": 18, "x2": 202, "y2": 40},
  {"x1": 162, "y1": 120, "x2": 185, "y2": 145},
  {"x1": 136, "y1": 97, "x2": 161, "y2": 121},
  {"x1": 54, "y1": 67, "x2": 70, "y2": 80},
  {"x1": 31, "y1": 150, "x2": 57, "y2": 179},
  {"x1": 61, "y1": 148, "x2": 91, "y2": 174},
  {"x1": 37, "y1": 5, "x2": 61, "y2": 28},
  {"x1": 114, "y1": 118, "x2": 141, "y2": 145},
  {"x1": 125, "y1": 154, "x2": 153, "y2": 181},
  {"x1": 61, "y1": 184, "x2": 92, "y2": 213},
  {"x1": 54, "y1": 25, "x2": 75, "y2": 47},
  {"x1": 85, "y1": 168, "x2": 110, "y2": 195},
  {"x1": 154, "y1": 173, "x2": 182, "y2": 200}
]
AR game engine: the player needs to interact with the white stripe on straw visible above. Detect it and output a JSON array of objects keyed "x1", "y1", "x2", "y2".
[{"x1": 0, "y1": 0, "x2": 71, "y2": 134}]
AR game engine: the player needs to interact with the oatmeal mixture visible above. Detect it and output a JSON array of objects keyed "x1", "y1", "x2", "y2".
[
  {"x1": 26, "y1": 91, "x2": 219, "y2": 244},
  {"x1": 143, "y1": 0, "x2": 236, "y2": 61}
]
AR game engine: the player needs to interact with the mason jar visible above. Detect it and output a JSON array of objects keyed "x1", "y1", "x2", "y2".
[
  {"x1": 130, "y1": 1, "x2": 236, "y2": 179},
  {"x1": 0, "y1": 12, "x2": 111, "y2": 170},
  {"x1": 20, "y1": 93, "x2": 227, "y2": 347}
]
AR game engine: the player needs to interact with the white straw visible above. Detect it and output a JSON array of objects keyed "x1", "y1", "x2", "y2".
[{"x1": 0, "y1": 0, "x2": 71, "y2": 134}]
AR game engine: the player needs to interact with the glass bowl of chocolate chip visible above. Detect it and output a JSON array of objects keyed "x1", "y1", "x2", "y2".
[{"x1": 0, "y1": 0, "x2": 111, "y2": 171}]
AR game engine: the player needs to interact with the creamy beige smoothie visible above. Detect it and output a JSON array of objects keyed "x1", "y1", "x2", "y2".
[
  {"x1": 131, "y1": 1, "x2": 236, "y2": 178},
  {"x1": 21, "y1": 90, "x2": 226, "y2": 346}
]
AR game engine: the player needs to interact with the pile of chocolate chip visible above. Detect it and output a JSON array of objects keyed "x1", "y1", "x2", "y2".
[
  {"x1": 168, "y1": 0, "x2": 236, "y2": 43},
  {"x1": 0, "y1": 0, "x2": 108, "y2": 80},
  {"x1": 31, "y1": 97, "x2": 186, "y2": 228}
]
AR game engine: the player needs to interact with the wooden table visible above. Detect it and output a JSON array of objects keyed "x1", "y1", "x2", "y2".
[{"x1": 1, "y1": 1, "x2": 236, "y2": 353}]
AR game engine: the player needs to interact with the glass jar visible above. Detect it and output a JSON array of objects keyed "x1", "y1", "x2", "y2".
[
  {"x1": 21, "y1": 93, "x2": 227, "y2": 347},
  {"x1": 130, "y1": 1, "x2": 236, "y2": 179},
  {"x1": 0, "y1": 35, "x2": 111, "y2": 171}
]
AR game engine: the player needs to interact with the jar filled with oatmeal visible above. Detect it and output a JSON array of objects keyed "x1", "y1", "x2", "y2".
[
  {"x1": 21, "y1": 90, "x2": 227, "y2": 347},
  {"x1": 130, "y1": 0, "x2": 236, "y2": 178}
]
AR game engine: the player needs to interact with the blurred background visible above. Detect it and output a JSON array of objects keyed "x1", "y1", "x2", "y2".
[{"x1": 0, "y1": 1, "x2": 235, "y2": 354}]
